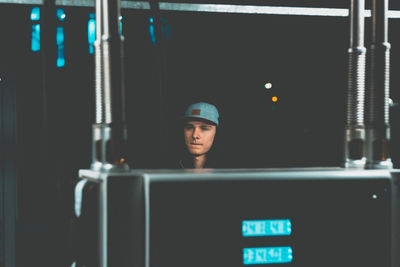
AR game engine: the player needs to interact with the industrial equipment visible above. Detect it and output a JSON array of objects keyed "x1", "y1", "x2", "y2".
[{"x1": 75, "y1": 168, "x2": 400, "y2": 267}]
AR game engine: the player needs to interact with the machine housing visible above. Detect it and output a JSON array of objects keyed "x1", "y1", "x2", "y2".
[{"x1": 76, "y1": 168, "x2": 400, "y2": 267}]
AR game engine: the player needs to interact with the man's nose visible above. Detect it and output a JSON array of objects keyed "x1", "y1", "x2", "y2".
[{"x1": 192, "y1": 127, "x2": 200, "y2": 139}]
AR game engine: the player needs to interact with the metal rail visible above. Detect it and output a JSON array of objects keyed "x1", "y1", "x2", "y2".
[{"x1": 1, "y1": 0, "x2": 400, "y2": 18}]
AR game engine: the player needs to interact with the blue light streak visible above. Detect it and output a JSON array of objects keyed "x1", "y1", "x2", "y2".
[
  {"x1": 88, "y1": 13, "x2": 96, "y2": 54},
  {"x1": 119, "y1": 16, "x2": 123, "y2": 34},
  {"x1": 57, "y1": 8, "x2": 66, "y2": 21},
  {"x1": 56, "y1": 26, "x2": 65, "y2": 67},
  {"x1": 149, "y1": 24, "x2": 156, "y2": 44},
  {"x1": 31, "y1": 24, "x2": 40, "y2": 52},
  {"x1": 30, "y1": 7, "x2": 41, "y2": 52},
  {"x1": 30, "y1": 7, "x2": 40, "y2": 21}
]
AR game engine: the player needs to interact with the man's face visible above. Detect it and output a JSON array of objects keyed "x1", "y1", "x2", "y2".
[{"x1": 184, "y1": 120, "x2": 217, "y2": 156}]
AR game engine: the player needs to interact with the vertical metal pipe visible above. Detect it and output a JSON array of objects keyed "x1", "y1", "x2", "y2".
[
  {"x1": 343, "y1": 0, "x2": 367, "y2": 168},
  {"x1": 91, "y1": 0, "x2": 104, "y2": 171},
  {"x1": 99, "y1": 179, "x2": 108, "y2": 267},
  {"x1": 95, "y1": 0, "x2": 104, "y2": 124},
  {"x1": 365, "y1": 0, "x2": 392, "y2": 168},
  {"x1": 91, "y1": 0, "x2": 129, "y2": 172},
  {"x1": 102, "y1": 0, "x2": 126, "y2": 125}
]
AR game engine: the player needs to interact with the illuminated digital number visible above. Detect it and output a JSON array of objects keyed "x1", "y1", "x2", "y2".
[
  {"x1": 243, "y1": 247, "x2": 293, "y2": 265},
  {"x1": 242, "y1": 219, "x2": 292, "y2": 237}
]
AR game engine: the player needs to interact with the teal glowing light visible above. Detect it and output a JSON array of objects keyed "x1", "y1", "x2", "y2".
[
  {"x1": 118, "y1": 15, "x2": 123, "y2": 34},
  {"x1": 31, "y1": 7, "x2": 41, "y2": 52},
  {"x1": 242, "y1": 219, "x2": 292, "y2": 237},
  {"x1": 148, "y1": 17, "x2": 156, "y2": 43},
  {"x1": 163, "y1": 21, "x2": 170, "y2": 40},
  {"x1": 243, "y1": 247, "x2": 293, "y2": 265},
  {"x1": 30, "y1": 7, "x2": 40, "y2": 21},
  {"x1": 56, "y1": 9, "x2": 66, "y2": 67},
  {"x1": 56, "y1": 27, "x2": 65, "y2": 67},
  {"x1": 57, "y1": 8, "x2": 66, "y2": 21},
  {"x1": 88, "y1": 13, "x2": 96, "y2": 54},
  {"x1": 31, "y1": 24, "x2": 40, "y2": 52},
  {"x1": 149, "y1": 24, "x2": 156, "y2": 44}
]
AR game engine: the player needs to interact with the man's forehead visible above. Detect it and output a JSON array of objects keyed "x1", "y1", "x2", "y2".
[{"x1": 185, "y1": 120, "x2": 215, "y2": 126}]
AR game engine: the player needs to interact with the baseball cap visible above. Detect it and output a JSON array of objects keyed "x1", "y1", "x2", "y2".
[{"x1": 183, "y1": 102, "x2": 219, "y2": 126}]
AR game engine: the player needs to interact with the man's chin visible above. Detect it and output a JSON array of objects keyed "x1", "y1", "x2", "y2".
[
  {"x1": 187, "y1": 147, "x2": 210, "y2": 157},
  {"x1": 190, "y1": 152, "x2": 205, "y2": 157}
]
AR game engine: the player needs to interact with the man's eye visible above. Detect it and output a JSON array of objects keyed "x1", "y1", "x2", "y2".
[{"x1": 201, "y1": 126, "x2": 210, "y2": 130}]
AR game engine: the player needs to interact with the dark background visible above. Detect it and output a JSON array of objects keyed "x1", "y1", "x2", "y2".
[{"x1": 0, "y1": 1, "x2": 400, "y2": 266}]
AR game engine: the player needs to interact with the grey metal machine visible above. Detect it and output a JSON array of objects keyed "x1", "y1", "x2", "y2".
[{"x1": 76, "y1": 168, "x2": 400, "y2": 267}]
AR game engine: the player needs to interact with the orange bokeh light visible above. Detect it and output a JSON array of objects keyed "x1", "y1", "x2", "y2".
[{"x1": 272, "y1": 96, "x2": 278, "y2": 102}]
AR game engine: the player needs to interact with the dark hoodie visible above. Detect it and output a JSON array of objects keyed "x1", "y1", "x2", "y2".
[{"x1": 178, "y1": 152, "x2": 219, "y2": 169}]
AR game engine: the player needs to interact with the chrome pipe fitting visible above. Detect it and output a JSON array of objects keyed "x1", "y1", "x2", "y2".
[
  {"x1": 91, "y1": 0, "x2": 129, "y2": 172},
  {"x1": 343, "y1": 0, "x2": 367, "y2": 168},
  {"x1": 365, "y1": 0, "x2": 392, "y2": 169}
]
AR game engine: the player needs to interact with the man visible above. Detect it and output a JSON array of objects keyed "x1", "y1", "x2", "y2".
[{"x1": 179, "y1": 102, "x2": 219, "y2": 168}]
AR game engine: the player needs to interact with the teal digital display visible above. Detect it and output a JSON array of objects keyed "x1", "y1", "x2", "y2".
[
  {"x1": 242, "y1": 219, "x2": 292, "y2": 237},
  {"x1": 243, "y1": 247, "x2": 293, "y2": 265}
]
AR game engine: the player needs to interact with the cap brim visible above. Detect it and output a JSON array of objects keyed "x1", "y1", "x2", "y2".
[{"x1": 182, "y1": 116, "x2": 218, "y2": 126}]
